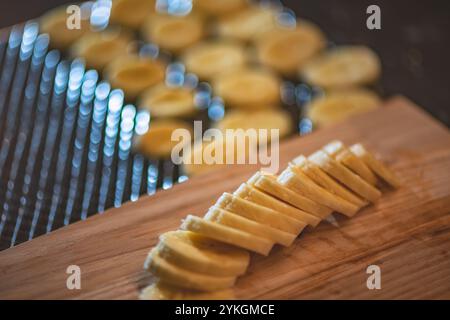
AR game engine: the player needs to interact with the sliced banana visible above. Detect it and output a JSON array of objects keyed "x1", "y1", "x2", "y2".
[
  {"x1": 308, "y1": 150, "x2": 382, "y2": 203},
  {"x1": 256, "y1": 21, "x2": 326, "y2": 76},
  {"x1": 157, "y1": 231, "x2": 250, "y2": 277},
  {"x1": 180, "y1": 215, "x2": 273, "y2": 255},
  {"x1": 134, "y1": 119, "x2": 192, "y2": 158},
  {"x1": 213, "y1": 68, "x2": 281, "y2": 110},
  {"x1": 247, "y1": 171, "x2": 332, "y2": 219},
  {"x1": 142, "y1": 13, "x2": 204, "y2": 53},
  {"x1": 306, "y1": 89, "x2": 381, "y2": 128},
  {"x1": 144, "y1": 248, "x2": 236, "y2": 291},
  {"x1": 195, "y1": 0, "x2": 249, "y2": 17},
  {"x1": 105, "y1": 55, "x2": 165, "y2": 100},
  {"x1": 302, "y1": 46, "x2": 381, "y2": 89},
  {"x1": 140, "y1": 282, "x2": 235, "y2": 300},
  {"x1": 215, "y1": 193, "x2": 306, "y2": 235},
  {"x1": 233, "y1": 183, "x2": 321, "y2": 227},
  {"x1": 182, "y1": 41, "x2": 247, "y2": 81},
  {"x1": 350, "y1": 144, "x2": 401, "y2": 188},
  {"x1": 323, "y1": 140, "x2": 378, "y2": 186},
  {"x1": 110, "y1": 0, "x2": 155, "y2": 30},
  {"x1": 138, "y1": 84, "x2": 197, "y2": 118}
]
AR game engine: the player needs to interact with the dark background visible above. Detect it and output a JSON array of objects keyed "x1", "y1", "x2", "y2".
[{"x1": 1, "y1": 0, "x2": 449, "y2": 125}]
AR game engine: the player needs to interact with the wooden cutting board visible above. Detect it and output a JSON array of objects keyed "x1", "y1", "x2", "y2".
[{"x1": 0, "y1": 96, "x2": 449, "y2": 300}]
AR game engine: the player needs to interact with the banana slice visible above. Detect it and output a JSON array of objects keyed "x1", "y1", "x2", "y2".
[
  {"x1": 213, "y1": 68, "x2": 281, "y2": 110},
  {"x1": 105, "y1": 55, "x2": 165, "y2": 100},
  {"x1": 256, "y1": 21, "x2": 326, "y2": 76},
  {"x1": 291, "y1": 155, "x2": 368, "y2": 209},
  {"x1": 205, "y1": 206, "x2": 296, "y2": 247},
  {"x1": 142, "y1": 13, "x2": 204, "y2": 53},
  {"x1": 181, "y1": 215, "x2": 273, "y2": 255},
  {"x1": 247, "y1": 171, "x2": 332, "y2": 219},
  {"x1": 278, "y1": 166, "x2": 359, "y2": 216},
  {"x1": 182, "y1": 41, "x2": 247, "y2": 81},
  {"x1": 306, "y1": 89, "x2": 381, "y2": 128},
  {"x1": 216, "y1": 6, "x2": 279, "y2": 42},
  {"x1": 308, "y1": 150, "x2": 382, "y2": 203},
  {"x1": 40, "y1": 5, "x2": 91, "y2": 50},
  {"x1": 215, "y1": 193, "x2": 306, "y2": 235},
  {"x1": 323, "y1": 141, "x2": 378, "y2": 186},
  {"x1": 71, "y1": 28, "x2": 132, "y2": 70},
  {"x1": 302, "y1": 46, "x2": 381, "y2": 89},
  {"x1": 350, "y1": 144, "x2": 401, "y2": 188},
  {"x1": 195, "y1": 0, "x2": 248, "y2": 17},
  {"x1": 110, "y1": 0, "x2": 155, "y2": 30},
  {"x1": 140, "y1": 282, "x2": 235, "y2": 300},
  {"x1": 138, "y1": 84, "x2": 197, "y2": 118},
  {"x1": 233, "y1": 183, "x2": 320, "y2": 227},
  {"x1": 157, "y1": 231, "x2": 250, "y2": 277},
  {"x1": 134, "y1": 119, "x2": 192, "y2": 158},
  {"x1": 215, "y1": 109, "x2": 292, "y2": 140},
  {"x1": 144, "y1": 248, "x2": 236, "y2": 291}
]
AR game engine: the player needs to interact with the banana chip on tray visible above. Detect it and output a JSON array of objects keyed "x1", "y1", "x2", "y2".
[{"x1": 110, "y1": 0, "x2": 156, "y2": 30}]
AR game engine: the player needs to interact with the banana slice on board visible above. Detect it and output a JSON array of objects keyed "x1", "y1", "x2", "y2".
[
  {"x1": 291, "y1": 155, "x2": 368, "y2": 209},
  {"x1": 247, "y1": 172, "x2": 332, "y2": 219},
  {"x1": 256, "y1": 21, "x2": 326, "y2": 76},
  {"x1": 308, "y1": 150, "x2": 382, "y2": 203},
  {"x1": 134, "y1": 119, "x2": 192, "y2": 158},
  {"x1": 144, "y1": 248, "x2": 236, "y2": 291},
  {"x1": 110, "y1": 0, "x2": 155, "y2": 30},
  {"x1": 105, "y1": 55, "x2": 165, "y2": 100},
  {"x1": 278, "y1": 166, "x2": 359, "y2": 217},
  {"x1": 138, "y1": 84, "x2": 197, "y2": 118},
  {"x1": 195, "y1": 0, "x2": 249, "y2": 17},
  {"x1": 306, "y1": 89, "x2": 381, "y2": 128},
  {"x1": 213, "y1": 68, "x2": 281, "y2": 110},
  {"x1": 233, "y1": 183, "x2": 321, "y2": 227},
  {"x1": 301, "y1": 46, "x2": 381, "y2": 89},
  {"x1": 140, "y1": 282, "x2": 235, "y2": 300},
  {"x1": 216, "y1": 193, "x2": 306, "y2": 235},
  {"x1": 323, "y1": 141, "x2": 378, "y2": 186},
  {"x1": 180, "y1": 215, "x2": 273, "y2": 256},
  {"x1": 350, "y1": 144, "x2": 401, "y2": 188},
  {"x1": 205, "y1": 206, "x2": 296, "y2": 247},
  {"x1": 157, "y1": 231, "x2": 250, "y2": 277},
  {"x1": 182, "y1": 41, "x2": 247, "y2": 81}
]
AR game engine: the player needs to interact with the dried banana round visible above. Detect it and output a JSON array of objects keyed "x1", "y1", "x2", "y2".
[
  {"x1": 140, "y1": 282, "x2": 234, "y2": 300},
  {"x1": 110, "y1": 0, "x2": 155, "y2": 30},
  {"x1": 194, "y1": 0, "x2": 249, "y2": 17},
  {"x1": 302, "y1": 46, "x2": 382, "y2": 89}
]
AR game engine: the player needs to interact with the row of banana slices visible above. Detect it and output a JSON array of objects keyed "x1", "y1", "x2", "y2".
[{"x1": 140, "y1": 140, "x2": 401, "y2": 299}]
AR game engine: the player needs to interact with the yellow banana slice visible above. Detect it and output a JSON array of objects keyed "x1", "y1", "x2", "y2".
[
  {"x1": 144, "y1": 248, "x2": 236, "y2": 291},
  {"x1": 308, "y1": 150, "x2": 382, "y2": 202},
  {"x1": 256, "y1": 21, "x2": 326, "y2": 76},
  {"x1": 214, "y1": 68, "x2": 281, "y2": 110},
  {"x1": 180, "y1": 215, "x2": 273, "y2": 255},
  {"x1": 278, "y1": 166, "x2": 359, "y2": 216},
  {"x1": 205, "y1": 206, "x2": 296, "y2": 247},
  {"x1": 140, "y1": 282, "x2": 235, "y2": 300},
  {"x1": 302, "y1": 46, "x2": 381, "y2": 89},
  {"x1": 215, "y1": 193, "x2": 306, "y2": 235},
  {"x1": 142, "y1": 13, "x2": 204, "y2": 53},
  {"x1": 247, "y1": 171, "x2": 332, "y2": 219},
  {"x1": 306, "y1": 89, "x2": 381, "y2": 128},
  {"x1": 138, "y1": 84, "x2": 197, "y2": 118},
  {"x1": 215, "y1": 109, "x2": 292, "y2": 140},
  {"x1": 110, "y1": 0, "x2": 155, "y2": 30},
  {"x1": 182, "y1": 41, "x2": 247, "y2": 81},
  {"x1": 134, "y1": 119, "x2": 192, "y2": 158},
  {"x1": 157, "y1": 231, "x2": 249, "y2": 277},
  {"x1": 233, "y1": 183, "x2": 321, "y2": 227},
  {"x1": 350, "y1": 144, "x2": 401, "y2": 188},
  {"x1": 291, "y1": 155, "x2": 368, "y2": 209},
  {"x1": 323, "y1": 140, "x2": 378, "y2": 186},
  {"x1": 105, "y1": 55, "x2": 165, "y2": 100},
  {"x1": 71, "y1": 28, "x2": 132, "y2": 70},
  {"x1": 195, "y1": 0, "x2": 248, "y2": 17}
]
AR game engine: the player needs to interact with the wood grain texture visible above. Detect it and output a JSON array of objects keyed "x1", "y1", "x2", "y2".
[{"x1": 0, "y1": 96, "x2": 449, "y2": 300}]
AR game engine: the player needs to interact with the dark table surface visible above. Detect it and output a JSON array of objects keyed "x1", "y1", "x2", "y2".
[{"x1": 1, "y1": 0, "x2": 449, "y2": 126}]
